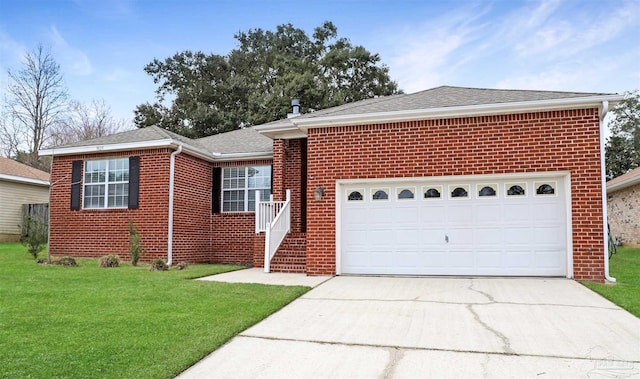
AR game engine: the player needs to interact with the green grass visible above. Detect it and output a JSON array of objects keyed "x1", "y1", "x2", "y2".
[
  {"x1": 582, "y1": 247, "x2": 640, "y2": 317},
  {"x1": 0, "y1": 243, "x2": 310, "y2": 378}
]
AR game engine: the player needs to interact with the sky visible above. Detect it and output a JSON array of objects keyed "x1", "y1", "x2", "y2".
[{"x1": 0, "y1": 0, "x2": 639, "y2": 125}]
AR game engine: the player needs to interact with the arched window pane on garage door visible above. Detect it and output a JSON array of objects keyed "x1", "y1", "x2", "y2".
[
  {"x1": 451, "y1": 187, "x2": 468, "y2": 198},
  {"x1": 536, "y1": 184, "x2": 555, "y2": 195},
  {"x1": 397, "y1": 188, "x2": 415, "y2": 199},
  {"x1": 507, "y1": 185, "x2": 526, "y2": 196},
  {"x1": 424, "y1": 188, "x2": 441, "y2": 198},
  {"x1": 478, "y1": 186, "x2": 496, "y2": 197},
  {"x1": 372, "y1": 190, "x2": 389, "y2": 200},
  {"x1": 348, "y1": 191, "x2": 364, "y2": 201}
]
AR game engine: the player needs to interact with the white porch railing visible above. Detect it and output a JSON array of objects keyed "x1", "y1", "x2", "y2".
[{"x1": 255, "y1": 189, "x2": 291, "y2": 273}]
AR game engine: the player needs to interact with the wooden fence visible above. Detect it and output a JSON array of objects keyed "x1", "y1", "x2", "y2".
[{"x1": 21, "y1": 203, "x2": 49, "y2": 239}]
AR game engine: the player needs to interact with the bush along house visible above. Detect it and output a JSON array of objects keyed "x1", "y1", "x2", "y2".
[{"x1": 40, "y1": 86, "x2": 623, "y2": 282}]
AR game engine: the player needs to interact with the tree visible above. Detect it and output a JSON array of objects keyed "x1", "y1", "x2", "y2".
[
  {"x1": 605, "y1": 90, "x2": 640, "y2": 180},
  {"x1": 3, "y1": 45, "x2": 68, "y2": 169},
  {"x1": 135, "y1": 22, "x2": 401, "y2": 138},
  {"x1": 49, "y1": 99, "x2": 127, "y2": 146}
]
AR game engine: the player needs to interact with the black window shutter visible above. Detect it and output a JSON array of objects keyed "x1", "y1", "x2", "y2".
[
  {"x1": 212, "y1": 167, "x2": 221, "y2": 213},
  {"x1": 128, "y1": 156, "x2": 140, "y2": 209},
  {"x1": 70, "y1": 160, "x2": 82, "y2": 210},
  {"x1": 270, "y1": 164, "x2": 274, "y2": 196}
]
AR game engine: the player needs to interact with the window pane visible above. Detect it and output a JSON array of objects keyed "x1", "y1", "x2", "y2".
[
  {"x1": 222, "y1": 166, "x2": 271, "y2": 212},
  {"x1": 424, "y1": 188, "x2": 441, "y2": 198},
  {"x1": 398, "y1": 189, "x2": 414, "y2": 199},
  {"x1": 83, "y1": 184, "x2": 105, "y2": 208}
]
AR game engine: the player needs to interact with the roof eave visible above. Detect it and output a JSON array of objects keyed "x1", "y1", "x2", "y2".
[
  {"x1": 607, "y1": 175, "x2": 640, "y2": 193},
  {"x1": 294, "y1": 94, "x2": 624, "y2": 130},
  {"x1": 38, "y1": 139, "x2": 220, "y2": 163},
  {"x1": 0, "y1": 174, "x2": 50, "y2": 187},
  {"x1": 39, "y1": 139, "x2": 176, "y2": 157},
  {"x1": 212, "y1": 151, "x2": 273, "y2": 162}
]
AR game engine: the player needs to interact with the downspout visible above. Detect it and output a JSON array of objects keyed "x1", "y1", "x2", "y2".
[
  {"x1": 599, "y1": 101, "x2": 616, "y2": 283},
  {"x1": 167, "y1": 144, "x2": 183, "y2": 266}
]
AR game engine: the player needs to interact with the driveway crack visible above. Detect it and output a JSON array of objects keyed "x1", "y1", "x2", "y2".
[
  {"x1": 465, "y1": 278, "x2": 514, "y2": 354},
  {"x1": 467, "y1": 303, "x2": 515, "y2": 354},
  {"x1": 380, "y1": 348, "x2": 403, "y2": 379}
]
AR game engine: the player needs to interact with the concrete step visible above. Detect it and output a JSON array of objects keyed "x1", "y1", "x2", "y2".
[{"x1": 269, "y1": 263, "x2": 306, "y2": 273}]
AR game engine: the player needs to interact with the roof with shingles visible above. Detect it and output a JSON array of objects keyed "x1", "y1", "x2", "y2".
[
  {"x1": 42, "y1": 86, "x2": 617, "y2": 157},
  {"x1": 292, "y1": 86, "x2": 614, "y2": 119},
  {"x1": 195, "y1": 127, "x2": 272, "y2": 154},
  {"x1": 0, "y1": 157, "x2": 50, "y2": 182},
  {"x1": 49, "y1": 126, "x2": 205, "y2": 150}
]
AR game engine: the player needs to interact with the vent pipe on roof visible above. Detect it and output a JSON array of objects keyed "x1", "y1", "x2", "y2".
[{"x1": 288, "y1": 99, "x2": 301, "y2": 119}]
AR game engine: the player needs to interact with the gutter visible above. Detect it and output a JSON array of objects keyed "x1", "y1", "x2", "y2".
[
  {"x1": 211, "y1": 151, "x2": 273, "y2": 161},
  {"x1": 0, "y1": 174, "x2": 50, "y2": 187},
  {"x1": 167, "y1": 145, "x2": 183, "y2": 265},
  {"x1": 599, "y1": 101, "x2": 616, "y2": 283}
]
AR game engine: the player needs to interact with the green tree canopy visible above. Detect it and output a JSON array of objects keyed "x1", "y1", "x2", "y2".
[
  {"x1": 134, "y1": 22, "x2": 401, "y2": 138},
  {"x1": 605, "y1": 90, "x2": 640, "y2": 180}
]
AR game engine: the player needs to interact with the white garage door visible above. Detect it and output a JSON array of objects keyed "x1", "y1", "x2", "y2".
[{"x1": 340, "y1": 175, "x2": 568, "y2": 276}]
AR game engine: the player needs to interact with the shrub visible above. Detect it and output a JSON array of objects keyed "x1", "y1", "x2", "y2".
[
  {"x1": 128, "y1": 220, "x2": 143, "y2": 266},
  {"x1": 55, "y1": 257, "x2": 78, "y2": 267},
  {"x1": 99, "y1": 255, "x2": 120, "y2": 268},
  {"x1": 174, "y1": 262, "x2": 188, "y2": 270},
  {"x1": 149, "y1": 259, "x2": 168, "y2": 271},
  {"x1": 19, "y1": 216, "x2": 48, "y2": 260}
]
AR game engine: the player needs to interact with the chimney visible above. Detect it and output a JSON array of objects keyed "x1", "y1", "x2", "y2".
[{"x1": 288, "y1": 99, "x2": 301, "y2": 118}]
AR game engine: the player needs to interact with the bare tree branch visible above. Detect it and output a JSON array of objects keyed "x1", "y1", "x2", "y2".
[
  {"x1": 49, "y1": 99, "x2": 127, "y2": 146},
  {"x1": 6, "y1": 44, "x2": 68, "y2": 167}
]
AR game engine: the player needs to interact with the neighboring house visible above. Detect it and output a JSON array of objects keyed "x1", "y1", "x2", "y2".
[
  {"x1": 0, "y1": 157, "x2": 50, "y2": 242},
  {"x1": 607, "y1": 167, "x2": 640, "y2": 246},
  {"x1": 40, "y1": 86, "x2": 623, "y2": 282}
]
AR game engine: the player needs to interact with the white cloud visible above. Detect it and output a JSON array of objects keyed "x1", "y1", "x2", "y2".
[
  {"x1": 49, "y1": 25, "x2": 93, "y2": 76},
  {"x1": 382, "y1": 5, "x2": 490, "y2": 92},
  {"x1": 104, "y1": 68, "x2": 129, "y2": 82}
]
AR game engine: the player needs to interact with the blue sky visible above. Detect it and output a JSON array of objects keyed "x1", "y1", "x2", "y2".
[{"x1": 1, "y1": 0, "x2": 639, "y2": 124}]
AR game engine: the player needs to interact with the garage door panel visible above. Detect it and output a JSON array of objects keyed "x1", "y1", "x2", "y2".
[
  {"x1": 419, "y1": 205, "x2": 447, "y2": 225},
  {"x1": 446, "y1": 228, "x2": 475, "y2": 246},
  {"x1": 503, "y1": 251, "x2": 534, "y2": 269},
  {"x1": 503, "y1": 203, "x2": 530, "y2": 221},
  {"x1": 535, "y1": 250, "x2": 565, "y2": 269},
  {"x1": 340, "y1": 176, "x2": 567, "y2": 277},
  {"x1": 473, "y1": 204, "x2": 502, "y2": 223},
  {"x1": 503, "y1": 228, "x2": 532, "y2": 244},
  {"x1": 475, "y1": 251, "x2": 502, "y2": 268},
  {"x1": 473, "y1": 227, "x2": 503, "y2": 245},
  {"x1": 533, "y1": 226, "x2": 564, "y2": 244},
  {"x1": 394, "y1": 228, "x2": 421, "y2": 247}
]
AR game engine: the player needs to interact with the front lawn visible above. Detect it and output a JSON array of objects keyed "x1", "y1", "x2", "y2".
[
  {"x1": 582, "y1": 247, "x2": 640, "y2": 317},
  {"x1": 0, "y1": 243, "x2": 309, "y2": 378}
]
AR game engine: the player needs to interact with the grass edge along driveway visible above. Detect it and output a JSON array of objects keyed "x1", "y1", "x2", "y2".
[
  {"x1": 582, "y1": 246, "x2": 640, "y2": 317},
  {"x1": 0, "y1": 243, "x2": 309, "y2": 379}
]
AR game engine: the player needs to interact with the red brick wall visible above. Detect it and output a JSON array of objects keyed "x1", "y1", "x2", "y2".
[
  {"x1": 306, "y1": 109, "x2": 605, "y2": 281},
  {"x1": 210, "y1": 159, "x2": 272, "y2": 265},
  {"x1": 172, "y1": 154, "x2": 213, "y2": 262},
  {"x1": 49, "y1": 149, "x2": 173, "y2": 262}
]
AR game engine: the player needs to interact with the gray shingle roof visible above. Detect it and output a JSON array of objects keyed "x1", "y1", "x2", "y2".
[
  {"x1": 294, "y1": 86, "x2": 613, "y2": 119},
  {"x1": 48, "y1": 125, "x2": 200, "y2": 149},
  {"x1": 195, "y1": 127, "x2": 272, "y2": 154}
]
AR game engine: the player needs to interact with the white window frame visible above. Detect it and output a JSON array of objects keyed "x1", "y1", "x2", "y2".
[
  {"x1": 222, "y1": 166, "x2": 271, "y2": 212},
  {"x1": 83, "y1": 158, "x2": 129, "y2": 209}
]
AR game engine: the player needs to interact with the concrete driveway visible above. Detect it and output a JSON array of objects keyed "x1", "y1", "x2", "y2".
[{"x1": 179, "y1": 276, "x2": 640, "y2": 378}]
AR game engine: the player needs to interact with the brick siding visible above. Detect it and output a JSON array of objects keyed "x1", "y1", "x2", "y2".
[
  {"x1": 49, "y1": 149, "x2": 174, "y2": 262},
  {"x1": 306, "y1": 109, "x2": 606, "y2": 281}
]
